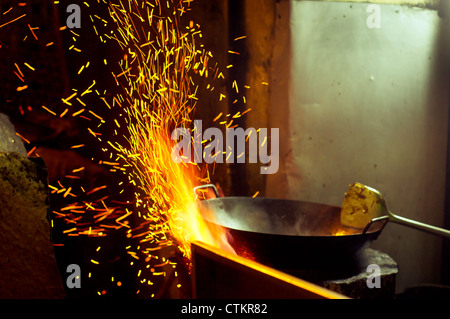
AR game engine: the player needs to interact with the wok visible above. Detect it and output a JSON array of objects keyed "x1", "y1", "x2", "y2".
[{"x1": 195, "y1": 185, "x2": 387, "y2": 278}]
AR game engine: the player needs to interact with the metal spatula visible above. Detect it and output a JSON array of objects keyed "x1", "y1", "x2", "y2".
[{"x1": 340, "y1": 182, "x2": 450, "y2": 238}]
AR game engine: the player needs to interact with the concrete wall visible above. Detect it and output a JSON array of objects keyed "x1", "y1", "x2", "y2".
[{"x1": 266, "y1": 0, "x2": 449, "y2": 293}]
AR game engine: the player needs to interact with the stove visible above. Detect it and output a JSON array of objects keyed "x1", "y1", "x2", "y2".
[{"x1": 191, "y1": 241, "x2": 397, "y2": 299}]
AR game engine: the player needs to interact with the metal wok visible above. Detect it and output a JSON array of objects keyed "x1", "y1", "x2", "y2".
[{"x1": 195, "y1": 185, "x2": 387, "y2": 277}]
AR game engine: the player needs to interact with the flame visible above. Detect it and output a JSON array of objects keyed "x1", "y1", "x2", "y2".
[
  {"x1": 333, "y1": 228, "x2": 360, "y2": 236},
  {"x1": 102, "y1": 0, "x2": 236, "y2": 260},
  {"x1": 333, "y1": 230, "x2": 352, "y2": 236},
  {"x1": 123, "y1": 128, "x2": 235, "y2": 259},
  {"x1": 172, "y1": 198, "x2": 236, "y2": 259}
]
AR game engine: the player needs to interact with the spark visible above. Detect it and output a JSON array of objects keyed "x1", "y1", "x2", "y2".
[
  {"x1": 14, "y1": 63, "x2": 24, "y2": 78},
  {"x1": 0, "y1": 13, "x2": 26, "y2": 29},
  {"x1": 71, "y1": 144, "x2": 85, "y2": 149},
  {"x1": 72, "y1": 167, "x2": 85, "y2": 173},
  {"x1": 88, "y1": 110, "x2": 104, "y2": 122},
  {"x1": 24, "y1": 62, "x2": 35, "y2": 71},
  {"x1": 14, "y1": 71, "x2": 24, "y2": 82},
  {"x1": 60, "y1": 108, "x2": 69, "y2": 118},
  {"x1": 28, "y1": 24, "x2": 38, "y2": 40},
  {"x1": 86, "y1": 185, "x2": 107, "y2": 196},
  {"x1": 212, "y1": 112, "x2": 222, "y2": 122},
  {"x1": 2, "y1": 7, "x2": 13, "y2": 15},
  {"x1": 233, "y1": 35, "x2": 246, "y2": 41},
  {"x1": 10, "y1": 0, "x2": 250, "y2": 298},
  {"x1": 26, "y1": 144, "x2": 36, "y2": 155},
  {"x1": 15, "y1": 132, "x2": 30, "y2": 144},
  {"x1": 72, "y1": 108, "x2": 85, "y2": 117}
]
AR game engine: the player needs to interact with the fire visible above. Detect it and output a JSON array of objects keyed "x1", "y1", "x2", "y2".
[
  {"x1": 169, "y1": 193, "x2": 236, "y2": 259},
  {"x1": 333, "y1": 230, "x2": 352, "y2": 236},
  {"x1": 333, "y1": 228, "x2": 361, "y2": 236},
  {"x1": 122, "y1": 128, "x2": 234, "y2": 259},
  {"x1": 103, "y1": 0, "x2": 235, "y2": 260},
  {"x1": 4, "y1": 0, "x2": 238, "y2": 296}
]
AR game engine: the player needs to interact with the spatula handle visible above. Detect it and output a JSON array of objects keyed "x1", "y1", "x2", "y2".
[{"x1": 390, "y1": 213, "x2": 450, "y2": 238}]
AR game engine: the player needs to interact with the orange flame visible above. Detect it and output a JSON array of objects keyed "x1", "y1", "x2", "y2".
[
  {"x1": 100, "y1": 0, "x2": 238, "y2": 261},
  {"x1": 158, "y1": 137, "x2": 231, "y2": 258},
  {"x1": 125, "y1": 127, "x2": 235, "y2": 259}
]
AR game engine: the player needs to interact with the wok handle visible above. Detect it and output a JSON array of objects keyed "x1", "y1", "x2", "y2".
[
  {"x1": 193, "y1": 184, "x2": 220, "y2": 200},
  {"x1": 389, "y1": 212, "x2": 450, "y2": 239},
  {"x1": 362, "y1": 216, "x2": 390, "y2": 234}
]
